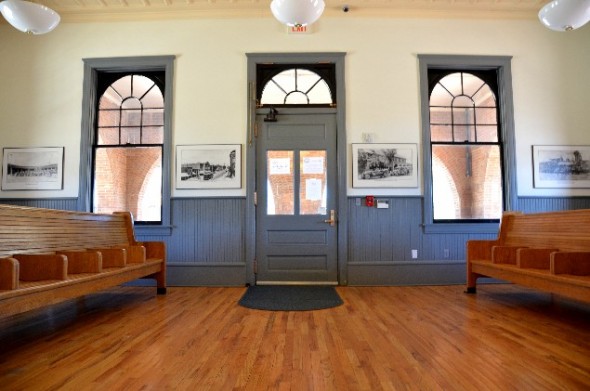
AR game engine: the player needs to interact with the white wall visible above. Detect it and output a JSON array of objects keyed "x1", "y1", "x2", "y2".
[{"x1": 0, "y1": 16, "x2": 588, "y2": 198}]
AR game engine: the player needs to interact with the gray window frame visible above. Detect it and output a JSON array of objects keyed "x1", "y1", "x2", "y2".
[
  {"x1": 418, "y1": 55, "x2": 517, "y2": 234},
  {"x1": 79, "y1": 56, "x2": 174, "y2": 236}
]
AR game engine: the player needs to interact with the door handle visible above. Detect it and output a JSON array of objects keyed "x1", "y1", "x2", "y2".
[{"x1": 324, "y1": 210, "x2": 337, "y2": 226}]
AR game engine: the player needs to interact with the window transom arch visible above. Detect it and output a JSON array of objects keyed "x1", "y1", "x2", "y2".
[{"x1": 257, "y1": 64, "x2": 336, "y2": 107}]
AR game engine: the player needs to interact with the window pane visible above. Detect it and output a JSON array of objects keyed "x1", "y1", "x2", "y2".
[
  {"x1": 267, "y1": 151, "x2": 294, "y2": 215},
  {"x1": 98, "y1": 109, "x2": 119, "y2": 127},
  {"x1": 430, "y1": 107, "x2": 451, "y2": 125},
  {"x1": 430, "y1": 83, "x2": 453, "y2": 106},
  {"x1": 432, "y1": 144, "x2": 502, "y2": 221},
  {"x1": 99, "y1": 87, "x2": 122, "y2": 109},
  {"x1": 285, "y1": 91, "x2": 308, "y2": 104},
  {"x1": 111, "y1": 76, "x2": 132, "y2": 97},
  {"x1": 132, "y1": 75, "x2": 155, "y2": 100},
  {"x1": 300, "y1": 151, "x2": 327, "y2": 215},
  {"x1": 121, "y1": 127, "x2": 141, "y2": 144},
  {"x1": 473, "y1": 85, "x2": 496, "y2": 106},
  {"x1": 143, "y1": 109, "x2": 164, "y2": 126},
  {"x1": 93, "y1": 146, "x2": 162, "y2": 222},
  {"x1": 476, "y1": 126, "x2": 499, "y2": 142},
  {"x1": 121, "y1": 109, "x2": 141, "y2": 127},
  {"x1": 430, "y1": 125, "x2": 453, "y2": 142},
  {"x1": 461, "y1": 73, "x2": 486, "y2": 97},
  {"x1": 475, "y1": 108, "x2": 497, "y2": 125},
  {"x1": 97, "y1": 127, "x2": 119, "y2": 145},
  {"x1": 141, "y1": 87, "x2": 164, "y2": 108},
  {"x1": 142, "y1": 126, "x2": 164, "y2": 144},
  {"x1": 453, "y1": 105, "x2": 475, "y2": 125},
  {"x1": 438, "y1": 73, "x2": 463, "y2": 97},
  {"x1": 307, "y1": 79, "x2": 332, "y2": 104},
  {"x1": 453, "y1": 125, "x2": 475, "y2": 143}
]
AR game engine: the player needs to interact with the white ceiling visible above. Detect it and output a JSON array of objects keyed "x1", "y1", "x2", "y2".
[{"x1": 34, "y1": 0, "x2": 548, "y2": 23}]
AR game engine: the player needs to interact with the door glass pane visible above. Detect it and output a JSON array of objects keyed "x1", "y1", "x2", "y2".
[
  {"x1": 299, "y1": 150, "x2": 327, "y2": 215},
  {"x1": 267, "y1": 151, "x2": 294, "y2": 215}
]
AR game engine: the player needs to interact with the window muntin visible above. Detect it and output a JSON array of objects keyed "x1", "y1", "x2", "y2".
[
  {"x1": 429, "y1": 71, "x2": 503, "y2": 223},
  {"x1": 93, "y1": 74, "x2": 164, "y2": 224}
]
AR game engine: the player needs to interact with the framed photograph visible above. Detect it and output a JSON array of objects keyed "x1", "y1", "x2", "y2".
[
  {"x1": 1, "y1": 147, "x2": 64, "y2": 191},
  {"x1": 533, "y1": 145, "x2": 590, "y2": 188},
  {"x1": 176, "y1": 144, "x2": 241, "y2": 189},
  {"x1": 352, "y1": 143, "x2": 418, "y2": 188}
]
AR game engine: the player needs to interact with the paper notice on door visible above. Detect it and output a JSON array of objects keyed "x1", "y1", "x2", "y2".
[
  {"x1": 302, "y1": 157, "x2": 324, "y2": 174},
  {"x1": 269, "y1": 158, "x2": 291, "y2": 174},
  {"x1": 305, "y1": 178, "x2": 322, "y2": 201}
]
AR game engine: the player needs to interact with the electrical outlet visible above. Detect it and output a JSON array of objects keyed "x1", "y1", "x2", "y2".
[
  {"x1": 411, "y1": 249, "x2": 418, "y2": 259},
  {"x1": 444, "y1": 249, "x2": 450, "y2": 258}
]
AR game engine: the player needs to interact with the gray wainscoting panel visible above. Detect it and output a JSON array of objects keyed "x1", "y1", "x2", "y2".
[
  {"x1": 0, "y1": 198, "x2": 78, "y2": 211},
  {"x1": 3, "y1": 196, "x2": 589, "y2": 286}
]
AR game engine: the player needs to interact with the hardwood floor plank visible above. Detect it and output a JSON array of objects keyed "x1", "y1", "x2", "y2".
[{"x1": 1, "y1": 285, "x2": 590, "y2": 390}]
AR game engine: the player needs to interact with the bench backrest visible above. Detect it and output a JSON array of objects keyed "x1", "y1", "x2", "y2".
[
  {"x1": 499, "y1": 209, "x2": 590, "y2": 251},
  {"x1": 0, "y1": 204, "x2": 138, "y2": 258}
]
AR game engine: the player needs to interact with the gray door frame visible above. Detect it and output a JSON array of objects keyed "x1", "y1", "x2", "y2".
[{"x1": 245, "y1": 52, "x2": 348, "y2": 286}]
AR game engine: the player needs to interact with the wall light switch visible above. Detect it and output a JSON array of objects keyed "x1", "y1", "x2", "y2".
[{"x1": 411, "y1": 249, "x2": 418, "y2": 259}]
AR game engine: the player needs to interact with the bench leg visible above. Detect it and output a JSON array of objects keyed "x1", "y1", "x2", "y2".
[
  {"x1": 154, "y1": 266, "x2": 167, "y2": 295},
  {"x1": 465, "y1": 263, "x2": 478, "y2": 294}
]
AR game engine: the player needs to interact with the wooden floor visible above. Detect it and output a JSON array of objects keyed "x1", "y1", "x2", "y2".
[{"x1": 1, "y1": 285, "x2": 590, "y2": 390}]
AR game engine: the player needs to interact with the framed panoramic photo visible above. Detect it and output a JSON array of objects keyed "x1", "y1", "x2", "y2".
[
  {"x1": 533, "y1": 145, "x2": 590, "y2": 188},
  {"x1": 1, "y1": 147, "x2": 64, "y2": 191},
  {"x1": 352, "y1": 143, "x2": 418, "y2": 188},
  {"x1": 176, "y1": 144, "x2": 241, "y2": 189}
]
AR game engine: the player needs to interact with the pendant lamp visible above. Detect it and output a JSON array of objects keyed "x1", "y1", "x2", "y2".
[
  {"x1": 538, "y1": 0, "x2": 590, "y2": 31},
  {"x1": 270, "y1": 0, "x2": 325, "y2": 27},
  {"x1": 0, "y1": 0, "x2": 60, "y2": 34}
]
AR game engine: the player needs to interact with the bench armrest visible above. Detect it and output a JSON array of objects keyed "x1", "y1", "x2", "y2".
[
  {"x1": 0, "y1": 257, "x2": 19, "y2": 290},
  {"x1": 467, "y1": 240, "x2": 500, "y2": 262},
  {"x1": 551, "y1": 252, "x2": 590, "y2": 276},
  {"x1": 126, "y1": 245, "x2": 146, "y2": 264},
  {"x1": 140, "y1": 241, "x2": 166, "y2": 260},
  {"x1": 492, "y1": 246, "x2": 527, "y2": 265},
  {"x1": 56, "y1": 251, "x2": 103, "y2": 274},
  {"x1": 12, "y1": 254, "x2": 68, "y2": 281},
  {"x1": 517, "y1": 248, "x2": 558, "y2": 270},
  {"x1": 88, "y1": 248, "x2": 127, "y2": 268}
]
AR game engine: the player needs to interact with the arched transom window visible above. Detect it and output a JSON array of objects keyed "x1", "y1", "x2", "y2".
[{"x1": 259, "y1": 67, "x2": 334, "y2": 106}]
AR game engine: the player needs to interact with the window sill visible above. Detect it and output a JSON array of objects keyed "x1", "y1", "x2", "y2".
[
  {"x1": 135, "y1": 225, "x2": 173, "y2": 236},
  {"x1": 423, "y1": 222, "x2": 500, "y2": 234}
]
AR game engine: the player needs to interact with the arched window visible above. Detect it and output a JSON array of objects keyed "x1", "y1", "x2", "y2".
[
  {"x1": 257, "y1": 64, "x2": 336, "y2": 106},
  {"x1": 428, "y1": 70, "x2": 504, "y2": 223},
  {"x1": 93, "y1": 74, "x2": 164, "y2": 223}
]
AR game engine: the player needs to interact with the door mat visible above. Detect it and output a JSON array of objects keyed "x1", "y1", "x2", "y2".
[{"x1": 238, "y1": 285, "x2": 343, "y2": 311}]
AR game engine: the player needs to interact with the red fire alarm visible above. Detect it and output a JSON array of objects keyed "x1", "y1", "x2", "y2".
[{"x1": 365, "y1": 196, "x2": 375, "y2": 207}]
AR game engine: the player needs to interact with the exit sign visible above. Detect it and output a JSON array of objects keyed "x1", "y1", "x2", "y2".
[{"x1": 287, "y1": 24, "x2": 313, "y2": 35}]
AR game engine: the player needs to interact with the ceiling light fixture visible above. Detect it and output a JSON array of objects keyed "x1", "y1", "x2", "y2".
[
  {"x1": 270, "y1": 0, "x2": 325, "y2": 27},
  {"x1": 538, "y1": 0, "x2": 590, "y2": 31},
  {"x1": 0, "y1": 0, "x2": 60, "y2": 34}
]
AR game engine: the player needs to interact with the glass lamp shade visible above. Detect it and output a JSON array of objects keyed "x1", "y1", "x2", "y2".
[
  {"x1": 270, "y1": 0, "x2": 325, "y2": 27},
  {"x1": 538, "y1": 0, "x2": 590, "y2": 31},
  {"x1": 0, "y1": 0, "x2": 60, "y2": 34}
]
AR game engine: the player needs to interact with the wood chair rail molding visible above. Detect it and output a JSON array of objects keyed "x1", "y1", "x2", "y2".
[
  {"x1": 466, "y1": 209, "x2": 590, "y2": 303},
  {"x1": 0, "y1": 204, "x2": 166, "y2": 318}
]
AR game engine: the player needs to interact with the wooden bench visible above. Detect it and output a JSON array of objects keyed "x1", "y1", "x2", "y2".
[
  {"x1": 0, "y1": 204, "x2": 166, "y2": 318},
  {"x1": 466, "y1": 209, "x2": 590, "y2": 303}
]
